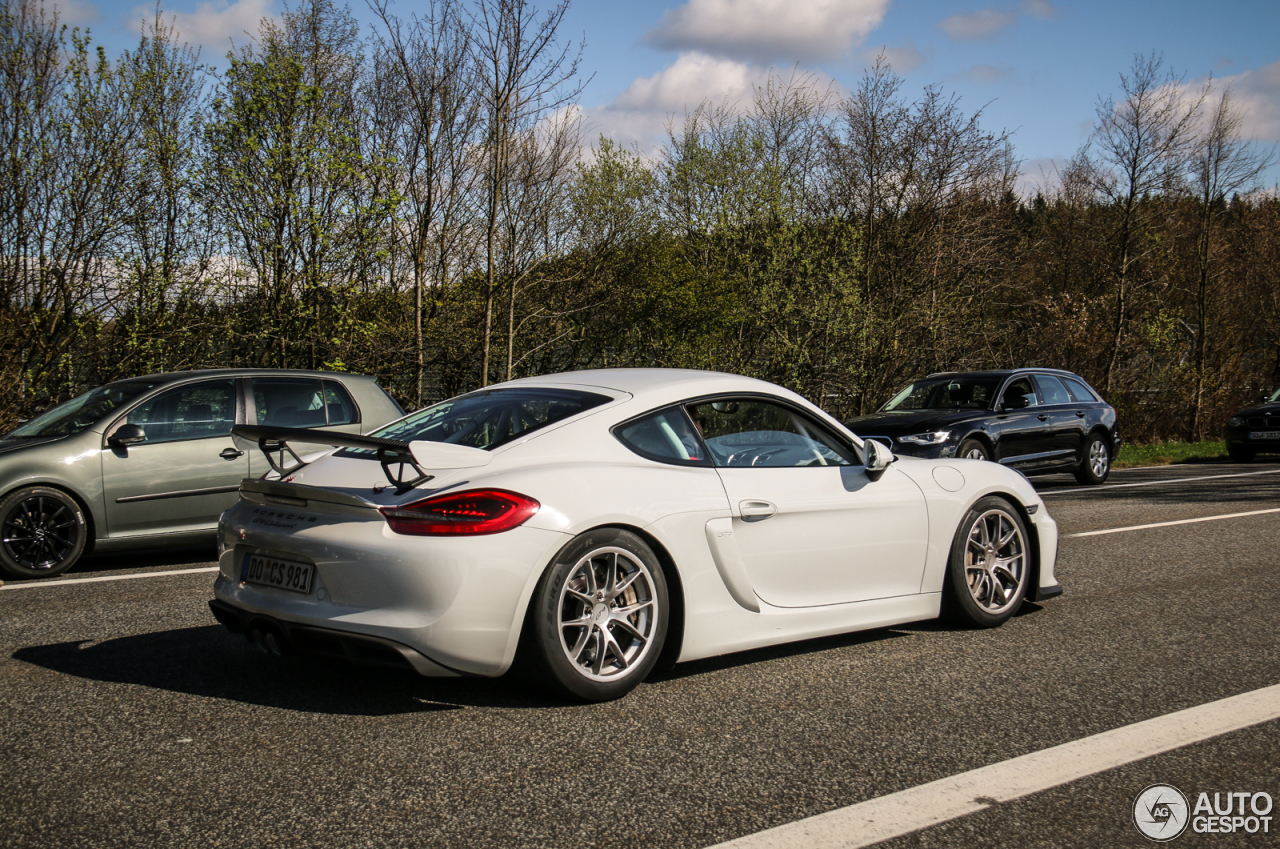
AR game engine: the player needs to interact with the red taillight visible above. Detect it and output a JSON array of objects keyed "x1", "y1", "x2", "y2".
[{"x1": 379, "y1": 489, "x2": 540, "y2": 536}]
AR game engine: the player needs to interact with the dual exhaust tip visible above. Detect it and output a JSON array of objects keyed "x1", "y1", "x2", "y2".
[{"x1": 207, "y1": 599, "x2": 291, "y2": 657}]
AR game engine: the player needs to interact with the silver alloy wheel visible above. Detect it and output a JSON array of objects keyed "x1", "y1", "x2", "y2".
[
  {"x1": 962, "y1": 508, "x2": 1026, "y2": 615},
  {"x1": 2, "y1": 496, "x2": 79, "y2": 570},
  {"x1": 964, "y1": 446, "x2": 986, "y2": 460},
  {"x1": 557, "y1": 546, "x2": 659, "y2": 682},
  {"x1": 1088, "y1": 438, "x2": 1109, "y2": 478}
]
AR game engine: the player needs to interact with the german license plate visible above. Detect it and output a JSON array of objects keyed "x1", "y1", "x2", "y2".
[
  {"x1": 241, "y1": 553, "x2": 314, "y2": 594},
  {"x1": 1249, "y1": 431, "x2": 1280, "y2": 440}
]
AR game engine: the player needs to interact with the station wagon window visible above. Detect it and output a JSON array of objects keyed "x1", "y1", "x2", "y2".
[
  {"x1": 366, "y1": 387, "x2": 611, "y2": 452},
  {"x1": 1061, "y1": 376, "x2": 1099, "y2": 403},
  {"x1": 615, "y1": 407, "x2": 709, "y2": 466},
  {"x1": 686, "y1": 399, "x2": 853, "y2": 467},
  {"x1": 1001, "y1": 377, "x2": 1039, "y2": 408},
  {"x1": 253, "y1": 378, "x2": 357, "y2": 427},
  {"x1": 125, "y1": 379, "x2": 237, "y2": 444},
  {"x1": 1032, "y1": 374, "x2": 1072, "y2": 406}
]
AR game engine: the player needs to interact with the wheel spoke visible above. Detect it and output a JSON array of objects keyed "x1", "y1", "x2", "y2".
[
  {"x1": 614, "y1": 598, "x2": 653, "y2": 616},
  {"x1": 604, "y1": 552, "x2": 619, "y2": 596},
  {"x1": 611, "y1": 615, "x2": 647, "y2": 642},
  {"x1": 997, "y1": 527, "x2": 1018, "y2": 549},
  {"x1": 566, "y1": 588, "x2": 593, "y2": 605},
  {"x1": 568, "y1": 625, "x2": 592, "y2": 660}
]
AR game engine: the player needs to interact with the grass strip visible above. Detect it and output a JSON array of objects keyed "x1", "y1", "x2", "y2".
[{"x1": 1113, "y1": 439, "x2": 1228, "y2": 469}]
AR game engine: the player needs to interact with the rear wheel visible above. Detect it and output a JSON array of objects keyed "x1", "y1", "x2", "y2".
[
  {"x1": 943, "y1": 497, "x2": 1029, "y2": 628},
  {"x1": 526, "y1": 528, "x2": 668, "y2": 701},
  {"x1": 1073, "y1": 433, "x2": 1111, "y2": 485},
  {"x1": 0, "y1": 486, "x2": 88, "y2": 580}
]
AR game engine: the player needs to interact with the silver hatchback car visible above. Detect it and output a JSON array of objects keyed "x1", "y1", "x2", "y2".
[{"x1": 0, "y1": 369, "x2": 404, "y2": 580}]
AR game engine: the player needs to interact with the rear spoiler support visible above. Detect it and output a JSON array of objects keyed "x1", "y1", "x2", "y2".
[{"x1": 231, "y1": 425, "x2": 434, "y2": 495}]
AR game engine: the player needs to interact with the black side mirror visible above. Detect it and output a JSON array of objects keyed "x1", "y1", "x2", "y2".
[{"x1": 108, "y1": 423, "x2": 146, "y2": 447}]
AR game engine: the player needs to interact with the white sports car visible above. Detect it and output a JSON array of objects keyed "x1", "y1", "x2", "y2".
[{"x1": 210, "y1": 369, "x2": 1060, "y2": 701}]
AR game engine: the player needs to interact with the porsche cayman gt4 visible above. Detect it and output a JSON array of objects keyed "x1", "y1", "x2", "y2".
[{"x1": 210, "y1": 369, "x2": 1060, "y2": 701}]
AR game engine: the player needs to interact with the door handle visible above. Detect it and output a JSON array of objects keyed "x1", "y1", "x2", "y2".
[
  {"x1": 1075, "y1": 410, "x2": 1086, "y2": 418},
  {"x1": 739, "y1": 500, "x2": 777, "y2": 522},
  {"x1": 1037, "y1": 414, "x2": 1049, "y2": 421},
  {"x1": 220, "y1": 448, "x2": 245, "y2": 460}
]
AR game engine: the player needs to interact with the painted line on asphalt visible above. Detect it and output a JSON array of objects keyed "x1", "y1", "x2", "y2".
[
  {"x1": 709, "y1": 683, "x2": 1280, "y2": 849},
  {"x1": 0, "y1": 566, "x2": 219, "y2": 590},
  {"x1": 1066, "y1": 507, "x2": 1280, "y2": 538},
  {"x1": 1041, "y1": 467, "x2": 1280, "y2": 495}
]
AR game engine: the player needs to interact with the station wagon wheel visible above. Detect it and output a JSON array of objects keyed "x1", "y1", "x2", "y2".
[
  {"x1": 957, "y1": 438, "x2": 989, "y2": 461},
  {"x1": 0, "y1": 486, "x2": 88, "y2": 580},
  {"x1": 1073, "y1": 433, "x2": 1111, "y2": 485},
  {"x1": 944, "y1": 497, "x2": 1029, "y2": 628},
  {"x1": 528, "y1": 528, "x2": 668, "y2": 701}
]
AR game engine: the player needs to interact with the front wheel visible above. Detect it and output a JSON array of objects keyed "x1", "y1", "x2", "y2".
[
  {"x1": 526, "y1": 528, "x2": 668, "y2": 701},
  {"x1": 957, "y1": 438, "x2": 990, "y2": 461},
  {"x1": 943, "y1": 497, "x2": 1030, "y2": 628},
  {"x1": 1073, "y1": 433, "x2": 1111, "y2": 485},
  {"x1": 0, "y1": 486, "x2": 88, "y2": 580}
]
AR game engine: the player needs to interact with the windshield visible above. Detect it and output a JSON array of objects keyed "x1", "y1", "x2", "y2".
[
  {"x1": 881, "y1": 376, "x2": 1002, "y2": 412},
  {"x1": 1269, "y1": 387, "x2": 1280, "y2": 404},
  {"x1": 364, "y1": 387, "x2": 612, "y2": 452},
  {"x1": 7, "y1": 380, "x2": 165, "y2": 438}
]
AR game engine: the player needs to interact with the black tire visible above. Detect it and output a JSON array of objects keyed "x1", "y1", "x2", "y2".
[
  {"x1": 943, "y1": 496, "x2": 1030, "y2": 628},
  {"x1": 525, "y1": 528, "x2": 668, "y2": 701},
  {"x1": 1073, "y1": 433, "x2": 1111, "y2": 485},
  {"x1": 0, "y1": 486, "x2": 88, "y2": 580},
  {"x1": 1228, "y1": 445, "x2": 1255, "y2": 463},
  {"x1": 956, "y1": 438, "x2": 990, "y2": 461}
]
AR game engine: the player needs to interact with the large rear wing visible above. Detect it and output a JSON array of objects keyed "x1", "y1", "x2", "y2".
[{"x1": 231, "y1": 425, "x2": 432, "y2": 494}]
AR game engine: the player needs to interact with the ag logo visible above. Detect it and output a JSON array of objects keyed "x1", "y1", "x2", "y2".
[{"x1": 1134, "y1": 784, "x2": 1190, "y2": 841}]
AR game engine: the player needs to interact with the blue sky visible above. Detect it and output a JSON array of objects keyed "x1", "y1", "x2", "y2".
[{"x1": 60, "y1": 0, "x2": 1280, "y2": 193}]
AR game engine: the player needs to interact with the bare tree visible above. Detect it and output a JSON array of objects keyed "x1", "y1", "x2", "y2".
[
  {"x1": 1088, "y1": 52, "x2": 1203, "y2": 393},
  {"x1": 1186, "y1": 84, "x2": 1276, "y2": 437},
  {"x1": 471, "y1": 0, "x2": 584, "y2": 386},
  {"x1": 367, "y1": 0, "x2": 479, "y2": 405}
]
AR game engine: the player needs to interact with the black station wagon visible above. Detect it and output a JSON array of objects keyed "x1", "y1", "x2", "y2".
[{"x1": 844, "y1": 368, "x2": 1122, "y2": 485}]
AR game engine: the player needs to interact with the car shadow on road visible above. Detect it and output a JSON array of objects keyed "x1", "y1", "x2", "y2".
[
  {"x1": 11, "y1": 625, "x2": 573, "y2": 715},
  {"x1": 67, "y1": 545, "x2": 218, "y2": 576}
]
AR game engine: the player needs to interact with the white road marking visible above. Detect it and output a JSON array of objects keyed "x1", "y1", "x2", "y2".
[
  {"x1": 1066, "y1": 507, "x2": 1280, "y2": 537},
  {"x1": 0, "y1": 566, "x2": 219, "y2": 590},
  {"x1": 709, "y1": 683, "x2": 1280, "y2": 849},
  {"x1": 1040, "y1": 467, "x2": 1280, "y2": 495}
]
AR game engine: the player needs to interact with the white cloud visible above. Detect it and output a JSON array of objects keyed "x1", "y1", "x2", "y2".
[
  {"x1": 861, "y1": 41, "x2": 930, "y2": 73},
  {"x1": 134, "y1": 0, "x2": 277, "y2": 55},
  {"x1": 645, "y1": 0, "x2": 891, "y2": 64},
  {"x1": 589, "y1": 53, "x2": 772, "y2": 151},
  {"x1": 1216, "y1": 58, "x2": 1280, "y2": 141},
  {"x1": 940, "y1": 0, "x2": 1054, "y2": 41}
]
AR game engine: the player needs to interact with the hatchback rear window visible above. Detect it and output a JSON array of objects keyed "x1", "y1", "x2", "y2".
[{"x1": 364, "y1": 388, "x2": 611, "y2": 452}]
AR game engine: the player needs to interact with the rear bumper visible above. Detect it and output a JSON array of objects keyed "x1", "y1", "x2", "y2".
[{"x1": 209, "y1": 598, "x2": 464, "y2": 677}]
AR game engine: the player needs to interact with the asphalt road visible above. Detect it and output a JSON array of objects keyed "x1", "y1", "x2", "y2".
[{"x1": 2, "y1": 460, "x2": 1278, "y2": 848}]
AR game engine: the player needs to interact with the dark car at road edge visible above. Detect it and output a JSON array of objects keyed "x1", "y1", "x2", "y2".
[{"x1": 1224, "y1": 387, "x2": 1280, "y2": 462}]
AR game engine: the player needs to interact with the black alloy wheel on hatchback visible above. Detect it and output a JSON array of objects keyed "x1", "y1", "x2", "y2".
[{"x1": 844, "y1": 368, "x2": 1122, "y2": 485}]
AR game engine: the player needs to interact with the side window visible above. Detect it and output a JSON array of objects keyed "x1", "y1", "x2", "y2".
[
  {"x1": 1001, "y1": 378, "x2": 1038, "y2": 409},
  {"x1": 687, "y1": 399, "x2": 853, "y2": 467},
  {"x1": 1032, "y1": 374, "x2": 1072, "y2": 406},
  {"x1": 615, "y1": 408, "x2": 708, "y2": 466},
  {"x1": 125, "y1": 380, "x2": 237, "y2": 444},
  {"x1": 253, "y1": 378, "x2": 327, "y2": 427},
  {"x1": 322, "y1": 380, "x2": 358, "y2": 425},
  {"x1": 1061, "y1": 376, "x2": 1099, "y2": 403}
]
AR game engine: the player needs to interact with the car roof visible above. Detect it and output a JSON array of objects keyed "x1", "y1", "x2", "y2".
[
  {"x1": 112, "y1": 368, "x2": 375, "y2": 384},
  {"x1": 501, "y1": 368, "x2": 779, "y2": 396},
  {"x1": 924, "y1": 367, "x2": 1085, "y2": 380}
]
